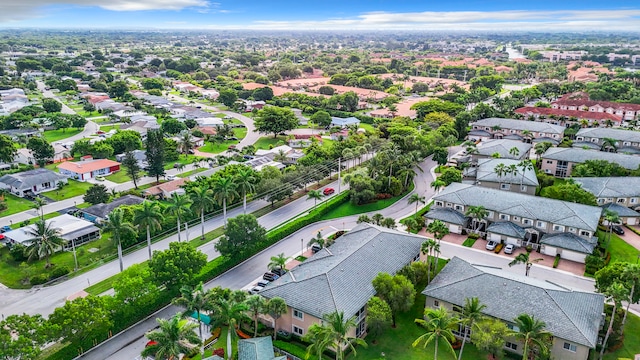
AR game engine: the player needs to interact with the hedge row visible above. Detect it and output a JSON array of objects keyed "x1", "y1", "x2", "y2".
[{"x1": 273, "y1": 340, "x2": 310, "y2": 359}]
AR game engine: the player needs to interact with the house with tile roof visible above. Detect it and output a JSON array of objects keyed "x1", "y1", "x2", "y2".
[
  {"x1": 423, "y1": 257, "x2": 604, "y2": 360},
  {"x1": 143, "y1": 178, "x2": 189, "y2": 199},
  {"x1": 259, "y1": 223, "x2": 425, "y2": 339},
  {"x1": 515, "y1": 107, "x2": 622, "y2": 127},
  {"x1": 552, "y1": 93, "x2": 640, "y2": 121},
  {"x1": 463, "y1": 158, "x2": 538, "y2": 195},
  {"x1": 574, "y1": 128, "x2": 640, "y2": 155},
  {"x1": 57, "y1": 158, "x2": 121, "y2": 181},
  {"x1": 541, "y1": 148, "x2": 640, "y2": 178}
]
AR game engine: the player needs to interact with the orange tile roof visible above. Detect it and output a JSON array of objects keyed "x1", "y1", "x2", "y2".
[
  {"x1": 57, "y1": 159, "x2": 120, "y2": 174},
  {"x1": 144, "y1": 178, "x2": 189, "y2": 196}
]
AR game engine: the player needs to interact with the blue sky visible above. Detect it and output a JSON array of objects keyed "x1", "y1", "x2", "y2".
[{"x1": 1, "y1": 0, "x2": 640, "y2": 31}]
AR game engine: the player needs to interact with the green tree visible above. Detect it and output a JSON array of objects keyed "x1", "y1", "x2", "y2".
[
  {"x1": 121, "y1": 151, "x2": 142, "y2": 189},
  {"x1": 413, "y1": 306, "x2": 459, "y2": 360},
  {"x1": 307, "y1": 189, "x2": 323, "y2": 208},
  {"x1": 509, "y1": 314, "x2": 552, "y2": 360},
  {"x1": 539, "y1": 182, "x2": 597, "y2": 205},
  {"x1": 254, "y1": 106, "x2": 299, "y2": 138},
  {"x1": 42, "y1": 98, "x2": 62, "y2": 113},
  {"x1": 268, "y1": 253, "x2": 290, "y2": 273},
  {"x1": 0, "y1": 134, "x2": 17, "y2": 163},
  {"x1": 438, "y1": 167, "x2": 462, "y2": 186},
  {"x1": 210, "y1": 294, "x2": 249, "y2": 360},
  {"x1": 471, "y1": 318, "x2": 509, "y2": 359},
  {"x1": 408, "y1": 193, "x2": 426, "y2": 215},
  {"x1": 172, "y1": 283, "x2": 211, "y2": 357},
  {"x1": 161, "y1": 118, "x2": 187, "y2": 135},
  {"x1": 427, "y1": 219, "x2": 450, "y2": 242},
  {"x1": 508, "y1": 252, "x2": 544, "y2": 277},
  {"x1": 149, "y1": 241, "x2": 207, "y2": 289},
  {"x1": 0, "y1": 314, "x2": 50, "y2": 360},
  {"x1": 106, "y1": 130, "x2": 143, "y2": 154},
  {"x1": 133, "y1": 201, "x2": 164, "y2": 259},
  {"x1": 103, "y1": 209, "x2": 136, "y2": 272},
  {"x1": 310, "y1": 110, "x2": 332, "y2": 128},
  {"x1": 213, "y1": 176, "x2": 238, "y2": 226},
  {"x1": 83, "y1": 183, "x2": 109, "y2": 205},
  {"x1": 108, "y1": 80, "x2": 129, "y2": 98},
  {"x1": 457, "y1": 297, "x2": 487, "y2": 360},
  {"x1": 234, "y1": 168, "x2": 257, "y2": 214},
  {"x1": 92, "y1": 141, "x2": 114, "y2": 159},
  {"x1": 599, "y1": 283, "x2": 629, "y2": 360},
  {"x1": 595, "y1": 262, "x2": 640, "y2": 328},
  {"x1": 432, "y1": 147, "x2": 449, "y2": 166},
  {"x1": 27, "y1": 137, "x2": 54, "y2": 167},
  {"x1": 146, "y1": 129, "x2": 166, "y2": 183},
  {"x1": 603, "y1": 209, "x2": 621, "y2": 252},
  {"x1": 189, "y1": 186, "x2": 215, "y2": 240},
  {"x1": 142, "y1": 313, "x2": 201, "y2": 360},
  {"x1": 372, "y1": 273, "x2": 416, "y2": 327},
  {"x1": 167, "y1": 193, "x2": 192, "y2": 243},
  {"x1": 311, "y1": 311, "x2": 368, "y2": 360},
  {"x1": 366, "y1": 296, "x2": 392, "y2": 340},
  {"x1": 48, "y1": 296, "x2": 113, "y2": 347},
  {"x1": 216, "y1": 214, "x2": 267, "y2": 260},
  {"x1": 266, "y1": 297, "x2": 287, "y2": 340},
  {"x1": 465, "y1": 205, "x2": 488, "y2": 233},
  {"x1": 218, "y1": 88, "x2": 238, "y2": 107},
  {"x1": 112, "y1": 263, "x2": 159, "y2": 319},
  {"x1": 245, "y1": 295, "x2": 267, "y2": 337},
  {"x1": 24, "y1": 218, "x2": 63, "y2": 268}
]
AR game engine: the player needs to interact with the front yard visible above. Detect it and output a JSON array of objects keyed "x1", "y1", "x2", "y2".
[
  {"x1": 42, "y1": 128, "x2": 83, "y2": 142},
  {"x1": 254, "y1": 136, "x2": 287, "y2": 150},
  {"x1": 198, "y1": 140, "x2": 239, "y2": 154},
  {"x1": 46, "y1": 180, "x2": 93, "y2": 201},
  {"x1": 0, "y1": 194, "x2": 34, "y2": 217},
  {"x1": 105, "y1": 170, "x2": 132, "y2": 183},
  {"x1": 319, "y1": 185, "x2": 414, "y2": 221}
]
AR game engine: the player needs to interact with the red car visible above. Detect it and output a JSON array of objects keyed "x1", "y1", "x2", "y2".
[{"x1": 323, "y1": 188, "x2": 335, "y2": 196}]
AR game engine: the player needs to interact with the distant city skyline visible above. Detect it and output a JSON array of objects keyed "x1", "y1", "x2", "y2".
[{"x1": 1, "y1": 0, "x2": 640, "y2": 31}]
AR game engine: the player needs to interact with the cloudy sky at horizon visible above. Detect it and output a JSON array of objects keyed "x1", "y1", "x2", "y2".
[{"x1": 1, "y1": 0, "x2": 640, "y2": 31}]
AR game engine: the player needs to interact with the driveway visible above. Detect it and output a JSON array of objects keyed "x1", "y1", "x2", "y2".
[{"x1": 619, "y1": 225, "x2": 640, "y2": 253}]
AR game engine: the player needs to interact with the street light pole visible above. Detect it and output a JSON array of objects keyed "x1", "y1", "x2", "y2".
[{"x1": 301, "y1": 238, "x2": 304, "y2": 256}]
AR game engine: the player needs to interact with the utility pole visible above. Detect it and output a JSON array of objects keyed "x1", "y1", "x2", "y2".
[
  {"x1": 338, "y1": 157, "x2": 341, "y2": 194},
  {"x1": 463, "y1": 70, "x2": 468, "y2": 82}
]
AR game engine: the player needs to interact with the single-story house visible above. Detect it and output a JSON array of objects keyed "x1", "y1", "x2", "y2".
[
  {"x1": 259, "y1": 223, "x2": 425, "y2": 340},
  {"x1": 3, "y1": 214, "x2": 100, "y2": 251},
  {"x1": 330, "y1": 129, "x2": 350, "y2": 141},
  {"x1": 81, "y1": 195, "x2": 145, "y2": 223},
  {"x1": 0, "y1": 168, "x2": 68, "y2": 197},
  {"x1": 115, "y1": 150, "x2": 148, "y2": 169},
  {"x1": 244, "y1": 156, "x2": 285, "y2": 171},
  {"x1": 58, "y1": 158, "x2": 121, "y2": 181},
  {"x1": 330, "y1": 116, "x2": 360, "y2": 128},
  {"x1": 287, "y1": 134, "x2": 322, "y2": 148},
  {"x1": 143, "y1": 178, "x2": 188, "y2": 199},
  {"x1": 423, "y1": 257, "x2": 604, "y2": 360},
  {"x1": 195, "y1": 117, "x2": 224, "y2": 127}
]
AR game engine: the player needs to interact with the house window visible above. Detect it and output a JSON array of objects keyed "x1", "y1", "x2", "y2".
[
  {"x1": 505, "y1": 342, "x2": 518, "y2": 351},
  {"x1": 500, "y1": 214, "x2": 510, "y2": 221},
  {"x1": 500, "y1": 183, "x2": 511, "y2": 190},
  {"x1": 598, "y1": 198, "x2": 604, "y2": 204},
  {"x1": 292, "y1": 325, "x2": 304, "y2": 336},
  {"x1": 293, "y1": 309, "x2": 304, "y2": 320},
  {"x1": 512, "y1": 216, "x2": 520, "y2": 222},
  {"x1": 434, "y1": 300, "x2": 439, "y2": 307},
  {"x1": 520, "y1": 185, "x2": 527, "y2": 192},
  {"x1": 546, "y1": 160, "x2": 553, "y2": 164},
  {"x1": 507, "y1": 324, "x2": 519, "y2": 332},
  {"x1": 631, "y1": 198, "x2": 638, "y2": 204},
  {"x1": 452, "y1": 305, "x2": 462, "y2": 313},
  {"x1": 580, "y1": 230, "x2": 591, "y2": 237},
  {"x1": 553, "y1": 225, "x2": 565, "y2": 232},
  {"x1": 413, "y1": 253, "x2": 420, "y2": 262},
  {"x1": 486, "y1": 211, "x2": 494, "y2": 218},
  {"x1": 523, "y1": 219, "x2": 532, "y2": 225},
  {"x1": 563, "y1": 342, "x2": 577, "y2": 352},
  {"x1": 435, "y1": 201, "x2": 443, "y2": 207},
  {"x1": 446, "y1": 203, "x2": 452, "y2": 208},
  {"x1": 617, "y1": 198, "x2": 626, "y2": 204},
  {"x1": 569, "y1": 227, "x2": 576, "y2": 233},
  {"x1": 455, "y1": 205, "x2": 463, "y2": 211}
]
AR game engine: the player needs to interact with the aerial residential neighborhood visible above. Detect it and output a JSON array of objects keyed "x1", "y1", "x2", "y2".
[{"x1": 1, "y1": 2, "x2": 640, "y2": 360}]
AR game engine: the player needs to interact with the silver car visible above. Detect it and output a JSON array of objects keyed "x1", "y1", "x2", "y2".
[
  {"x1": 504, "y1": 243, "x2": 515, "y2": 254},
  {"x1": 485, "y1": 240, "x2": 498, "y2": 251}
]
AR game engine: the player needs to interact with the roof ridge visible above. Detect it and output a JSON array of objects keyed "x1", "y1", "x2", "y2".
[{"x1": 545, "y1": 289, "x2": 595, "y2": 347}]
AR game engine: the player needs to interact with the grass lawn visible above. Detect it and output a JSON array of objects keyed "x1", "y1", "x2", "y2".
[
  {"x1": 77, "y1": 110, "x2": 102, "y2": 117},
  {"x1": 234, "y1": 127, "x2": 248, "y2": 140},
  {"x1": 177, "y1": 168, "x2": 207, "y2": 178},
  {"x1": 10, "y1": 211, "x2": 61, "y2": 229},
  {"x1": 46, "y1": 180, "x2": 93, "y2": 201},
  {"x1": 254, "y1": 136, "x2": 287, "y2": 150},
  {"x1": 359, "y1": 123, "x2": 376, "y2": 132},
  {"x1": 198, "y1": 140, "x2": 238, "y2": 154},
  {"x1": 319, "y1": 185, "x2": 413, "y2": 221},
  {"x1": 604, "y1": 231, "x2": 640, "y2": 263},
  {"x1": 462, "y1": 238, "x2": 477, "y2": 247},
  {"x1": 0, "y1": 194, "x2": 34, "y2": 217},
  {"x1": 188, "y1": 327, "x2": 238, "y2": 360},
  {"x1": 42, "y1": 128, "x2": 83, "y2": 142},
  {"x1": 100, "y1": 124, "x2": 121, "y2": 132},
  {"x1": 105, "y1": 171, "x2": 132, "y2": 183},
  {"x1": 164, "y1": 155, "x2": 202, "y2": 170},
  {"x1": 604, "y1": 313, "x2": 640, "y2": 360}
]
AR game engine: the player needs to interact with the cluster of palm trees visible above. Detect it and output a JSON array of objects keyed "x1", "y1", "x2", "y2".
[
  {"x1": 303, "y1": 311, "x2": 368, "y2": 360},
  {"x1": 493, "y1": 160, "x2": 534, "y2": 187},
  {"x1": 414, "y1": 297, "x2": 552, "y2": 360},
  {"x1": 356, "y1": 213, "x2": 398, "y2": 229},
  {"x1": 144, "y1": 284, "x2": 288, "y2": 360}
]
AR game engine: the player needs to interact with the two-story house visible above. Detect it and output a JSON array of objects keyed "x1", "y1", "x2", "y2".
[
  {"x1": 572, "y1": 177, "x2": 640, "y2": 225},
  {"x1": 468, "y1": 118, "x2": 565, "y2": 144},
  {"x1": 574, "y1": 128, "x2": 640, "y2": 155},
  {"x1": 471, "y1": 139, "x2": 532, "y2": 163},
  {"x1": 541, "y1": 148, "x2": 640, "y2": 178},
  {"x1": 552, "y1": 93, "x2": 640, "y2": 122},
  {"x1": 463, "y1": 158, "x2": 538, "y2": 195},
  {"x1": 423, "y1": 257, "x2": 604, "y2": 360}
]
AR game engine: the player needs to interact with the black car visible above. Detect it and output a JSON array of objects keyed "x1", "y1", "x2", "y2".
[
  {"x1": 311, "y1": 243, "x2": 322, "y2": 254},
  {"x1": 263, "y1": 272, "x2": 279, "y2": 281},
  {"x1": 611, "y1": 225, "x2": 625, "y2": 235},
  {"x1": 272, "y1": 268, "x2": 287, "y2": 277}
]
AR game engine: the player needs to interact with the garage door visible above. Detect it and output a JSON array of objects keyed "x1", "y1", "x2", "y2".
[{"x1": 561, "y1": 250, "x2": 587, "y2": 263}]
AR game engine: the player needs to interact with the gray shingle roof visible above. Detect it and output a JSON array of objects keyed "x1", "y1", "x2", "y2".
[
  {"x1": 601, "y1": 202, "x2": 640, "y2": 217},
  {"x1": 81, "y1": 195, "x2": 145, "y2": 219},
  {"x1": 475, "y1": 139, "x2": 532, "y2": 159},
  {"x1": 423, "y1": 257, "x2": 604, "y2": 348},
  {"x1": 472, "y1": 118, "x2": 565, "y2": 135},
  {"x1": 572, "y1": 141, "x2": 601, "y2": 150},
  {"x1": 576, "y1": 127, "x2": 640, "y2": 143},
  {"x1": 238, "y1": 337, "x2": 284, "y2": 360},
  {"x1": 542, "y1": 147, "x2": 640, "y2": 170},
  {"x1": 486, "y1": 221, "x2": 527, "y2": 239},
  {"x1": 540, "y1": 232, "x2": 597, "y2": 254},
  {"x1": 0, "y1": 169, "x2": 67, "y2": 191},
  {"x1": 572, "y1": 177, "x2": 640, "y2": 199},
  {"x1": 433, "y1": 183, "x2": 602, "y2": 231},
  {"x1": 474, "y1": 159, "x2": 539, "y2": 187},
  {"x1": 424, "y1": 208, "x2": 467, "y2": 225},
  {"x1": 532, "y1": 137, "x2": 560, "y2": 145},
  {"x1": 259, "y1": 223, "x2": 424, "y2": 319},
  {"x1": 468, "y1": 129, "x2": 491, "y2": 137}
]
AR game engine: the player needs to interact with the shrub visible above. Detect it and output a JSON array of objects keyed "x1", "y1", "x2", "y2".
[
  {"x1": 30, "y1": 274, "x2": 49, "y2": 285},
  {"x1": 468, "y1": 233, "x2": 480, "y2": 240},
  {"x1": 553, "y1": 254, "x2": 560, "y2": 268},
  {"x1": 50, "y1": 266, "x2": 70, "y2": 280},
  {"x1": 9, "y1": 243, "x2": 28, "y2": 262},
  {"x1": 585, "y1": 254, "x2": 605, "y2": 275},
  {"x1": 211, "y1": 327, "x2": 221, "y2": 339},
  {"x1": 273, "y1": 340, "x2": 309, "y2": 359}
]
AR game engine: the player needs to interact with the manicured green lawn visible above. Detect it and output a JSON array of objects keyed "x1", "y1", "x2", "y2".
[
  {"x1": 77, "y1": 110, "x2": 102, "y2": 117},
  {"x1": 234, "y1": 127, "x2": 247, "y2": 140},
  {"x1": 462, "y1": 238, "x2": 477, "y2": 247},
  {"x1": 198, "y1": 140, "x2": 238, "y2": 154},
  {"x1": 254, "y1": 136, "x2": 287, "y2": 150},
  {"x1": 177, "y1": 168, "x2": 207, "y2": 178},
  {"x1": 604, "y1": 313, "x2": 640, "y2": 360},
  {"x1": 42, "y1": 128, "x2": 83, "y2": 142},
  {"x1": 0, "y1": 194, "x2": 34, "y2": 217},
  {"x1": 164, "y1": 155, "x2": 202, "y2": 170},
  {"x1": 188, "y1": 326, "x2": 238, "y2": 360},
  {"x1": 46, "y1": 180, "x2": 93, "y2": 201},
  {"x1": 319, "y1": 185, "x2": 413, "y2": 221},
  {"x1": 105, "y1": 171, "x2": 132, "y2": 183},
  {"x1": 99, "y1": 124, "x2": 121, "y2": 132},
  {"x1": 359, "y1": 123, "x2": 376, "y2": 132},
  {"x1": 600, "y1": 230, "x2": 640, "y2": 264}
]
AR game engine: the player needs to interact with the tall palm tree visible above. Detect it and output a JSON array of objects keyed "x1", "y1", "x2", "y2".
[
  {"x1": 189, "y1": 186, "x2": 215, "y2": 241},
  {"x1": 599, "y1": 282, "x2": 629, "y2": 360},
  {"x1": 172, "y1": 283, "x2": 211, "y2": 357},
  {"x1": 244, "y1": 295, "x2": 267, "y2": 337},
  {"x1": 408, "y1": 193, "x2": 426, "y2": 215},
  {"x1": 603, "y1": 209, "x2": 621, "y2": 252},
  {"x1": 103, "y1": 209, "x2": 136, "y2": 272},
  {"x1": 457, "y1": 297, "x2": 487, "y2": 360},
  {"x1": 494, "y1": 163, "x2": 507, "y2": 182},
  {"x1": 508, "y1": 252, "x2": 543, "y2": 277},
  {"x1": 621, "y1": 264, "x2": 640, "y2": 328},
  {"x1": 421, "y1": 239, "x2": 437, "y2": 283},
  {"x1": 509, "y1": 314, "x2": 552, "y2": 360},
  {"x1": 427, "y1": 220, "x2": 450, "y2": 243},
  {"x1": 307, "y1": 189, "x2": 323, "y2": 208},
  {"x1": 268, "y1": 253, "x2": 290, "y2": 273},
  {"x1": 133, "y1": 201, "x2": 164, "y2": 260},
  {"x1": 465, "y1": 206, "x2": 488, "y2": 233},
  {"x1": 142, "y1": 313, "x2": 201, "y2": 360},
  {"x1": 518, "y1": 160, "x2": 534, "y2": 188},
  {"x1": 430, "y1": 178, "x2": 446, "y2": 193},
  {"x1": 213, "y1": 176, "x2": 238, "y2": 226},
  {"x1": 235, "y1": 168, "x2": 256, "y2": 214},
  {"x1": 308, "y1": 311, "x2": 367, "y2": 360},
  {"x1": 32, "y1": 196, "x2": 47, "y2": 220},
  {"x1": 178, "y1": 131, "x2": 194, "y2": 156},
  {"x1": 267, "y1": 297, "x2": 287, "y2": 340},
  {"x1": 167, "y1": 193, "x2": 192, "y2": 242},
  {"x1": 413, "y1": 306, "x2": 459, "y2": 360},
  {"x1": 508, "y1": 146, "x2": 520, "y2": 158},
  {"x1": 304, "y1": 322, "x2": 332, "y2": 360},
  {"x1": 601, "y1": 137, "x2": 618, "y2": 152},
  {"x1": 211, "y1": 295, "x2": 249, "y2": 360},
  {"x1": 24, "y1": 218, "x2": 63, "y2": 268}
]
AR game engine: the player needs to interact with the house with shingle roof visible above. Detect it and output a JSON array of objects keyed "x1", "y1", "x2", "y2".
[
  {"x1": 237, "y1": 337, "x2": 286, "y2": 360},
  {"x1": 81, "y1": 195, "x2": 144, "y2": 223},
  {"x1": 259, "y1": 223, "x2": 425, "y2": 339},
  {"x1": 599, "y1": 203, "x2": 640, "y2": 226},
  {"x1": 423, "y1": 257, "x2": 604, "y2": 360},
  {"x1": 469, "y1": 118, "x2": 565, "y2": 144},
  {"x1": 541, "y1": 148, "x2": 640, "y2": 177},
  {"x1": 0, "y1": 168, "x2": 68, "y2": 197},
  {"x1": 463, "y1": 158, "x2": 538, "y2": 195},
  {"x1": 572, "y1": 177, "x2": 640, "y2": 210},
  {"x1": 575, "y1": 128, "x2": 640, "y2": 154},
  {"x1": 472, "y1": 139, "x2": 532, "y2": 162}
]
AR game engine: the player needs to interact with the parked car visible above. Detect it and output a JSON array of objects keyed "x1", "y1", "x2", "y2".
[
  {"x1": 173, "y1": 163, "x2": 181, "y2": 168},
  {"x1": 243, "y1": 155, "x2": 254, "y2": 160},
  {"x1": 323, "y1": 188, "x2": 335, "y2": 196},
  {"x1": 0, "y1": 225, "x2": 11, "y2": 233},
  {"x1": 272, "y1": 268, "x2": 287, "y2": 277},
  {"x1": 504, "y1": 243, "x2": 515, "y2": 254},
  {"x1": 248, "y1": 286, "x2": 264, "y2": 294},
  {"x1": 166, "y1": 175, "x2": 176, "y2": 181},
  {"x1": 257, "y1": 280, "x2": 270, "y2": 288},
  {"x1": 611, "y1": 225, "x2": 625, "y2": 235},
  {"x1": 95, "y1": 176, "x2": 105, "y2": 181},
  {"x1": 263, "y1": 272, "x2": 279, "y2": 281},
  {"x1": 311, "y1": 243, "x2": 322, "y2": 254},
  {"x1": 485, "y1": 240, "x2": 498, "y2": 251}
]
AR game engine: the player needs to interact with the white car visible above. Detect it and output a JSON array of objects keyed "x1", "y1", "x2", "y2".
[
  {"x1": 504, "y1": 243, "x2": 515, "y2": 254},
  {"x1": 485, "y1": 240, "x2": 498, "y2": 251},
  {"x1": 166, "y1": 175, "x2": 176, "y2": 181},
  {"x1": 248, "y1": 286, "x2": 264, "y2": 294}
]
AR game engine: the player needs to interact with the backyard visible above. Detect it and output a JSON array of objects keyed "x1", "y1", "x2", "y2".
[
  {"x1": 254, "y1": 136, "x2": 287, "y2": 150},
  {"x1": 198, "y1": 140, "x2": 239, "y2": 154}
]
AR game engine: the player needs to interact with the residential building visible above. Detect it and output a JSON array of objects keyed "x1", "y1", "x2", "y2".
[
  {"x1": 287, "y1": 134, "x2": 322, "y2": 148},
  {"x1": 81, "y1": 195, "x2": 144, "y2": 223},
  {"x1": 426, "y1": 183, "x2": 602, "y2": 260},
  {"x1": 471, "y1": 139, "x2": 532, "y2": 162},
  {"x1": 572, "y1": 177, "x2": 640, "y2": 208},
  {"x1": 423, "y1": 257, "x2": 604, "y2": 360},
  {"x1": 115, "y1": 150, "x2": 148, "y2": 169},
  {"x1": 515, "y1": 107, "x2": 622, "y2": 127},
  {"x1": 143, "y1": 178, "x2": 188, "y2": 199},
  {"x1": 2, "y1": 214, "x2": 100, "y2": 250},
  {"x1": 574, "y1": 128, "x2": 640, "y2": 154},
  {"x1": 57, "y1": 158, "x2": 121, "y2": 181},
  {"x1": 236, "y1": 337, "x2": 286, "y2": 360},
  {"x1": 552, "y1": 93, "x2": 640, "y2": 121},
  {"x1": 259, "y1": 223, "x2": 425, "y2": 339},
  {"x1": 539, "y1": 50, "x2": 588, "y2": 62},
  {"x1": 599, "y1": 203, "x2": 640, "y2": 226},
  {"x1": 541, "y1": 148, "x2": 640, "y2": 178},
  {"x1": 469, "y1": 118, "x2": 565, "y2": 144},
  {"x1": 330, "y1": 116, "x2": 360, "y2": 128},
  {"x1": 0, "y1": 168, "x2": 68, "y2": 197},
  {"x1": 463, "y1": 158, "x2": 538, "y2": 195}
]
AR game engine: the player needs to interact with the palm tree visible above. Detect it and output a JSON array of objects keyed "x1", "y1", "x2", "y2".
[
  {"x1": 268, "y1": 253, "x2": 289, "y2": 273},
  {"x1": 508, "y1": 146, "x2": 520, "y2": 158},
  {"x1": 603, "y1": 209, "x2": 621, "y2": 252},
  {"x1": 267, "y1": 297, "x2": 287, "y2": 340},
  {"x1": 430, "y1": 178, "x2": 446, "y2": 193},
  {"x1": 413, "y1": 306, "x2": 459, "y2": 360},
  {"x1": 408, "y1": 193, "x2": 426, "y2": 215},
  {"x1": 235, "y1": 168, "x2": 256, "y2": 214},
  {"x1": 621, "y1": 264, "x2": 640, "y2": 328},
  {"x1": 457, "y1": 297, "x2": 487, "y2": 360},
  {"x1": 213, "y1": 176, "x2": 238, "y2": 226},
  {"x1": 508, "y1": 252, "x2": 543, "y2": 277},
  {"x1": 178, "y1": 131, "x2": 194, "y2": 156},
  {"x1": 32, "y1": 196, "x2": 47, "y2": 220},
  {"x1": 142, "y1": 313, "x2": 201, "y2": 360},
  {"x1": 421, "y1": 239, "x2": 438, "y2": 283},
  {"x1": 427, "y1": 220, "x2": 450, "y2": 243},
  {"x1": 211, "y1": 295, "x2": 249, "y2": 360},
  {"x1": 307, "y1": 189, "x2": 323, "y2": 208},
  {"x1": 245, "y1": 295, "x2": 267, "y2": 337},
  {"x1": 172, "y1": 283, "x2": 211, "y2": 357},
  {"x1": 509, "y1": 314, "x2": 552, "y2": 360},
  {"x1": 304, "y1": 322, "x2": 332, "y2": 360},
  {"x1": 307, "y1": 231, "x2": 325, "y2": 249},
  {"x1": 372, "y1": 213, "x2": 384, "y2": 226},
  {"x1": 308, "y1": 311, "x2": 367, "y2": 360},
  {"x1": 133, "y1": 201, "x2": 164, "y2": 260},
  {"x1": 24, "y1": 218, "x2": 63, "y2": 268},
  {"x1": 518, "y1": 160, "x2": 534, "y2": 188},
  {"x1": 189, "y1": 186, "x2": 215, "y2": 241},
  {"x1": 465, "y1": 205, "x2": 488, "y2": 233},
  {"x1": 601, "y1": 137, "x2": 618, "y2": 152},
  {"x1": 167, "y1": 193, "x2": 192, "y2": 243},
  {"x1": 103, "y1": 209, "x2": 136, "y2": 272},
  {"x1": 381, "y1": 217, "x2": 397, "y2": 229},
  {"x1": 599, "y1": 282, "x2": 629, "y2": 360}
]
